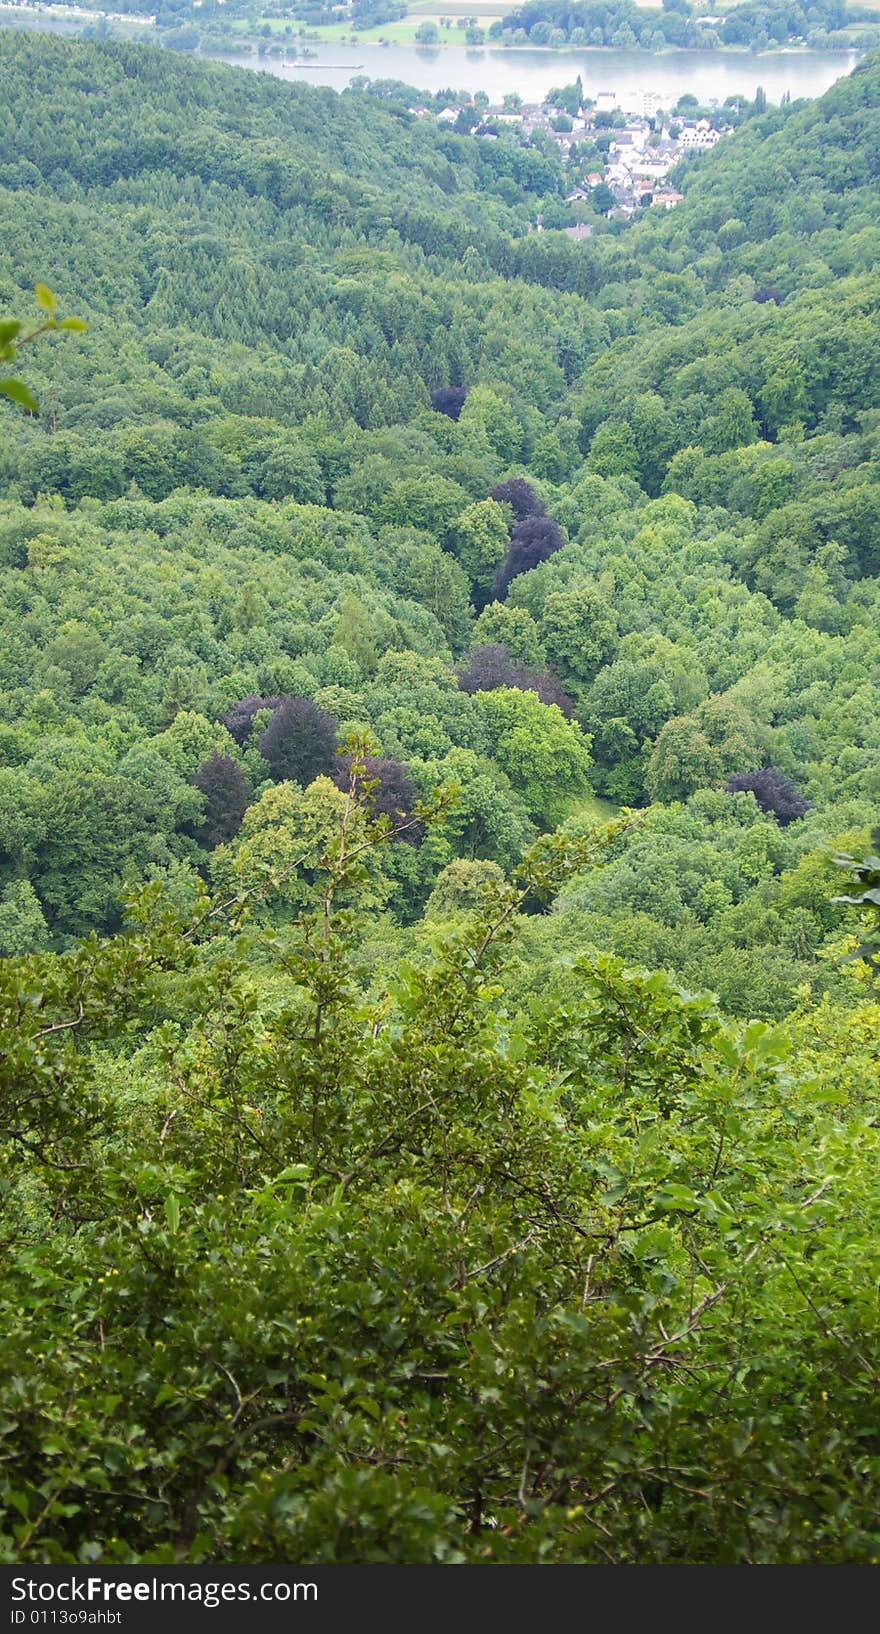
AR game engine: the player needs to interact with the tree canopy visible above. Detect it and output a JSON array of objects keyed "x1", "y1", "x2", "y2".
[{"x1": 0, "y1": 34, "x2": 879, "y2": 1565}]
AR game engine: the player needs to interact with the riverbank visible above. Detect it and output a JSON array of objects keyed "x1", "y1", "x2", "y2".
[
  {"x1": 199, "y1": 15, "x2": 869, "y2": 57},
  {"x1": 0, "y1": 5, "x2": 868, "y2": 61}
]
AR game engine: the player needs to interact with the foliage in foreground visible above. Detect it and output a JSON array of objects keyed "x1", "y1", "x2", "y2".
[
  {"x1": 0, "y1": 283, "x2": 85, "y2": 413},
  {"x1": 1, "y1": 790, "x2": 878, "y2": 1564}
]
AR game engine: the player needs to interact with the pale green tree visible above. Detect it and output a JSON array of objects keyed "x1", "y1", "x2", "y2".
[
  {"x1": 479, "y1": 687, "x2": 593, "y2": 826},
  {"x1": 0, "y1": 878, "x2": 49, "y2": 956},
  {"x1": 448, "y1": 499, "x2": 509, "y2": 607},
  {"x1": 471, "y1": 601, "x2": 545, "y2": 666},
  {"x1": 538, "y1": 582, "x2": 618, "y2": 685},
  {"x1": 215, "y1": 776, "x2": 391, "y2": 916}
]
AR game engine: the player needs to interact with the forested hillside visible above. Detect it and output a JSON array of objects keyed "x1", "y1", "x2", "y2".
[
  {"x1": 1, "y1": 34, "x2": 879, "y2": 1564},
  {"x1": 496, "y1": 0, "x2": 880, "y2": 52}
]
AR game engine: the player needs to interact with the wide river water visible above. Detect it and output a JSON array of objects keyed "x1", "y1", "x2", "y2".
[
  {"x1": 204, "y1": 42, "x2": 861, "y2": 106},
  {"x1": 0, "y1": 15, "x2": 862, "y2": 107}
]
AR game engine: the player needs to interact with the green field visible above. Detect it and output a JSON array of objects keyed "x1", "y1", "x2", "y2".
[
  {"x1": 214, "y1": 15, "x2": 496, "y2": 44},
  {"x1": 215, "y1": 15, "x2": 513, "y2": 47},
  {"x1": 212, "y1": 0, "x2": 665, "y2": 46}
]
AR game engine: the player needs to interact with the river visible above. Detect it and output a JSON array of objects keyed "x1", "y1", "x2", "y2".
[
  {"x1": 203, "y1": 42, "x2": 861, "y2": 107},
  {"x1": 0, "y1": 12, "x2": 862, "y2": 108}
]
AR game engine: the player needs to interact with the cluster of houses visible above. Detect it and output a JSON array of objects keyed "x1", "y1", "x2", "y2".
[
  {"x1": 567, "y1": 115, "x2": 723, "y2": 214},
  {"x1": 424, "y1": 87, "x2": 730, "y2": 218}
]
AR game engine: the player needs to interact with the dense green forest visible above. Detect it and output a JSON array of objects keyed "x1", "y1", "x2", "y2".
[
  {"x1": 0, "y1": 33, "x2": 879, "y2": 1563},
  {"x1": 34, "y1": 0, "x2": 880, "y2": 55}
]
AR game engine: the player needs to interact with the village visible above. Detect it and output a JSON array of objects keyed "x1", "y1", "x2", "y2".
[{"x1": 419, "y1": 86, "x2": 733, "y2": 219}]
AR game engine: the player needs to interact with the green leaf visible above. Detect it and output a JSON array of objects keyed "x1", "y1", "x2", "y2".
[
  {"x1": 57, "y1": 317, "x2": 88, "y2": 332},
  {"x1": 273, "y1": 1164, "x2": 311, "y2": 1186},
  {"x1": 0, "y1": 377, "x2": 38, "y2": 411},
  {"x1": 164, "y1": 1193, "x2": 181, "y2": 1234},
  {"x1": 35, "y1": 283, "x2": 57, "y2": 313},
  {"x1": 657, "y1": 1183, "x2": 699, "y2": 1211}
]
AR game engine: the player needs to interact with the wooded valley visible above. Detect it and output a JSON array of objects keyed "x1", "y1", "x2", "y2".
[{"x1": 0, "y1": 34, "x2": 878, "y2": 1563}]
